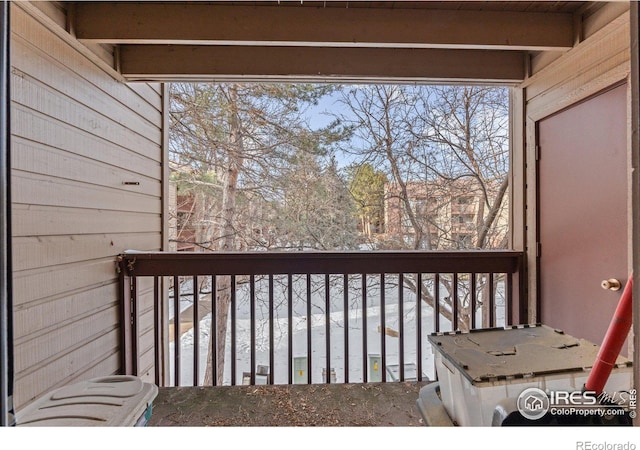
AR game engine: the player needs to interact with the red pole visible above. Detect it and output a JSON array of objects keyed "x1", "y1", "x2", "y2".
[{"x1": 584, "y1": 274, "x2": 633, "y2": 395}]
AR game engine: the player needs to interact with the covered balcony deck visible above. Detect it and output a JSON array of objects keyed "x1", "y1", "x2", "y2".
[
  {"x1": 148, "y1": 381, "x2": 430, "y2": 426},
  {"x1": 118, "y1": 250, "x2": 524, "y2": 426}
]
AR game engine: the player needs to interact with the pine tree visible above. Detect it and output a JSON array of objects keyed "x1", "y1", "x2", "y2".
[{"x1": 169, "y1": 82, "x2": 351, "y2": 384}]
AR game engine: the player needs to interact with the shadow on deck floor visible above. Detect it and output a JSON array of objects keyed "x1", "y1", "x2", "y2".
[{"x1": 149, "y1": 381, "x2": 431, "y2": 427}]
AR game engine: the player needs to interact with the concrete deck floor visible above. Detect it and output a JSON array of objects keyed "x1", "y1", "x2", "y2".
[{"x1": 149, "y1": 381, "x2": 431, "y2": 427}]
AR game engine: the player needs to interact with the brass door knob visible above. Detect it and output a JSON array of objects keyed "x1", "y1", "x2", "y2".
[{"x1": 601, "y1": 279, "x2": 622, "y2": 291}]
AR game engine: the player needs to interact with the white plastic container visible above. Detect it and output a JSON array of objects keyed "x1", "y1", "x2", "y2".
[
  {"x1": 17, "y1": 375, "x2": 158, "y2": 426},
  {"x1": 429, "y1": 325, "x2": 633, "y2": 427}
]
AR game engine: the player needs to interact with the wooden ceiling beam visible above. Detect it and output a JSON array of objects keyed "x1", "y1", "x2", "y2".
[
  {"x1": 75, "y1": 2, "x2": 574, "y2": 51},
  {"x1": 119, "y1": 45, "x2": 526, "y2": 83}
]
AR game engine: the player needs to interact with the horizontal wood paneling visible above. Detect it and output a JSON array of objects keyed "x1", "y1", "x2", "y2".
[
  {"x1": 136, "y1": 285, "x2": 158, "y2": 382},
  {"x1": 12, "y1": 107, "x2": 161, "y2": 176},
  {"x1": 530, "y1": 3, "x2": 629, "y2": 76},
  {"x1": 13, "y1": 258, "x2": 118, "y2": 308},
  {"x1": 526, "y1": 10, "x2": 629, "y2": 102},
  {"x1": 16, "y1": 331, "x2": 120, "y2": 406},
  {"x1": 13, "y1": 284, "x2": 117, "y2": 340},
  {"x1": 12, "y1": 138, "x2": 160, "y2": 198},
  {"x1": 128, "y1": 82, "x2": 164, "y2": 113},
  {"x1": 23, "y1": 350, "x2": 124, "y2": 407},
  {"x1": 11, "y1": 42, "x2": 161, "y2": 146},
  {"x1": 12, "y1": 171, "x2": 161, "y2": 213},
  {"x1": 81, "y1": 42, "x2": 116, "y2": 69},
  {"x1": 138, "y1": 302, "x2": 156, "y2": 340},
  {"x1": 530, "y1": 51, "x2": 563, "y2": 76},
  {"x1": 138, "y1": 344, "x2": 156, "y2": 383},
  {"x1": 13, "y1": 205, "x2": 162, "y2": 237},
  {"x1": 14, "y1": 233, "x2": 161, "y2": 272},
  {"x1": 528, "y1": 58, "x2": 629, "y2": 121},
  {"x1": 30, "y1": 1, "x2": 65, "y2": 29},
  {"x1": 15, "y1": 307, "x2": 120, "y2": 373},
  {"x1": 582, "y1": 1, "x2": 629, "y2": 40},
  {"x1": 11, "y1": 2, "x2": 164, "y2": 410},
  {"x1": 12, "y1": 6, "x2": 162, "y2": 123},
  {"x1": 64, "y1": 352, "x2": 122, "y2": 388}
]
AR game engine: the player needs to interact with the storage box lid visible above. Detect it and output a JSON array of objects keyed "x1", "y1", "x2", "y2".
[
  {"x1": 428, "y1": 324, "x2": 632, "y2": 385},
  {"x1": 17, "y1": 375, "x2": 158, "y2": 426}
]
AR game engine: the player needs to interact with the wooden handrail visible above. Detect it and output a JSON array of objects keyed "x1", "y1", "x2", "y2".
[{"x1": 118, "y1": 250, "x2": 523, "y2": 277}]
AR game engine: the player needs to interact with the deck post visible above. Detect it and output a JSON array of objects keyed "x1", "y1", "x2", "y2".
[{"x1": 118, "y1": 256, "x2": 135, "y2": 375}]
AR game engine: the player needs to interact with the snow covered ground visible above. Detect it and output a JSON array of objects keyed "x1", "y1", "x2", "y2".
[{"x1": 168, "y1": 275, "x2": 505, "y2": 386}]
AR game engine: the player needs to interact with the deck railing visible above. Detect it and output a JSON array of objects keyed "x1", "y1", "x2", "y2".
[{"x1": 118, "y1": 250, "x2": 525, "y2": 387}]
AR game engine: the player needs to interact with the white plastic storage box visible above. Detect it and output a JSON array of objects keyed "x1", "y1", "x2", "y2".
[
  {"x1": 428, "y1": 325, "x2": 633, "y2": 427},
  {"x1": 17, "y1": 375, "x2": 158, "y2": 426}
]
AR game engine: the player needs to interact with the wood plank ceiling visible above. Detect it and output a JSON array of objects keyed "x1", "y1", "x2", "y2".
[{"x1": 70, "y1": 1, "x2": 592, "y2": 83}]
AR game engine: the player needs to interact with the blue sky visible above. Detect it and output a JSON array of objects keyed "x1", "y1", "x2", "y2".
[
  {"x1": 306, "y1": 88, "x2": 343, "y2": 129},
  {"x1": 305, "y1": 87, "x2": 360, "y2": 168}
]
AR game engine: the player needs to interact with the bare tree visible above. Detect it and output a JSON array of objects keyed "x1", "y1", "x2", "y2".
[
  {"x1": 419, "y1": 86, "x2": 510, "y2": 250},
  {"x1": 337, "y1": 84, "x2": 510, "y2": 330}
]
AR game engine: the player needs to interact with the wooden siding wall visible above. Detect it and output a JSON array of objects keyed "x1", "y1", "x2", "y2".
[
  {"x1": 10, "y1": 3, "x2": 164, "y2": 409},
  {"x1": 521, "y1": 6, "x2": 631, "y2": 322}
]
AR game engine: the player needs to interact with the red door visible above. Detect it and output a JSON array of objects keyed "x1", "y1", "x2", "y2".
[{"x1": 537, "y1": 83, "x2": 628, "y2": 349}]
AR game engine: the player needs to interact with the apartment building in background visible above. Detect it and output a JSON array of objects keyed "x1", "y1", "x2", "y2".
[{"x1": 384, "y1": 178, "x2": 509, "y2": 249}]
